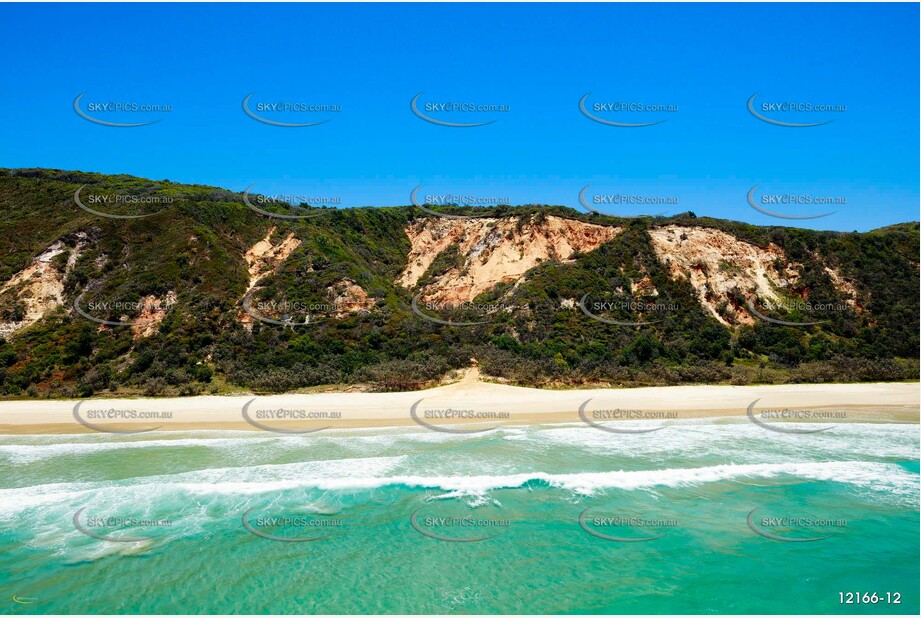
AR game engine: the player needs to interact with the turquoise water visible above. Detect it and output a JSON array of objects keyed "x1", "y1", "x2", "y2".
[{"x1": 0, "y1": 418, "x2": 918, "y2": 614}]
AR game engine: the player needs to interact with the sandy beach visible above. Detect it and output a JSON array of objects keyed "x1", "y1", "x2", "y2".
[{"x1": 0, "y1": 370, "x2": 917, "y2": 434}]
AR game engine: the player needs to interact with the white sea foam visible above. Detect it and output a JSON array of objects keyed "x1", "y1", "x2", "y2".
[
  {"x1": 527, "y1": 420, "x2": 920, "y2": 461},
  {"x1": 2, "y1": 420, "x2": 916, "y2": 464},
  {"x1": 2, "y1": 459, "x2": 915, "y2": 518},
  {"x1": 1, "y1": 420, "x2": 917, "y2": 525},
  {"x1": 0, "y1": 436, "x2": 284, "y2": 463},
  {"x1": 0, "y1": 426, "x2": 492, "y2": 463},
  {"x1": 0, "y1": 455, "x2": 406, "y2": 516},
  {"x1": 236, "y1": 460, "x2": 914, "y2": 498}
]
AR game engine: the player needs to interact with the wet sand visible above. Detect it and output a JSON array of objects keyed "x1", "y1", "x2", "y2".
[{"x1": 0, "y1": 373, "x2": 916, "y2": 434}]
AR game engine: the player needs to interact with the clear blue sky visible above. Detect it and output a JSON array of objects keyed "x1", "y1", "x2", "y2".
[{"x1": 1, "y1": 2, "x2": 917, "y2": 231}]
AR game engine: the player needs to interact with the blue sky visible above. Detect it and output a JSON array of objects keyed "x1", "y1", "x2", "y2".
[{"x1": 1, "y1": 2, "x2": 917, "y2": 231}]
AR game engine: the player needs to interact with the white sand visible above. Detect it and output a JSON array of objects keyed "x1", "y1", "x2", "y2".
[{"x1": 0, "y1": 369, "x2": 917, "y2": 435}]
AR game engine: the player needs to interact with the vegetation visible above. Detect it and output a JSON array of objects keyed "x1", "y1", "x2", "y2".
[{"x1": 0, "y1": 168, "x2": 917, "y2": 398}]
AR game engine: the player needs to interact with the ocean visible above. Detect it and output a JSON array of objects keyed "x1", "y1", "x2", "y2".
[{"x1": 1, "y1": 418, "x2": 918, "y2": 614}]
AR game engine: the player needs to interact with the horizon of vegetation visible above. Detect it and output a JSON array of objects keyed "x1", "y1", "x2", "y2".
[{"x1": 0, "y1": 167, "x2": 917, "y2": 399}]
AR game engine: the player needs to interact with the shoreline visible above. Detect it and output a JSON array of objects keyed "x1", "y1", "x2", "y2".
[{"x1": 0, "y1": 377, "x2": 917, "y2": 435}]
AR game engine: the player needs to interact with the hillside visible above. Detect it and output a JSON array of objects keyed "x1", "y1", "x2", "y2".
[{"x1": 0, "y1": 167, "x2": 917, "y2": 398}]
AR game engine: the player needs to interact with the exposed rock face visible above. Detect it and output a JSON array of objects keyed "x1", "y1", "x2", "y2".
[
  {"x1": 0, "y1": 234, "x2": 179, "y2": 340},
  {"x1": 631, "y1": 274, "x2": 659, "y2": 297},
  {"x1": 244, "y1": 227, "x2": 302, "y2": 295},
  {"x1": 823, "y1": 264, "x2": 860, "y2": 309},
  {"x1": 648, "y1": 226, "x2": 798, "y2": 326},
  {"x1": 3, "y1": 219, "x2": 866, "y2": 338},
  {"x1": 648, "y1": 225, "x2": 859, "y2": 326},
  {"x1": 239, "y1": 227, "x2": 302, "y2": 326},
  {"x1": 327, "y1": 279, "x2": 376, "y2": 317},
  {"x1": 396, "y1": 215, "x2": 621, "y2": 304},
  {"x1": 130, "y1": 291, "x2": 178, "y2": 338},
  {"x1": 0, "y1": 236, "x2": 87, "y2": 338},
  {"x1": 239, "y1": 229, "x2": 374, "y2": 324}
]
